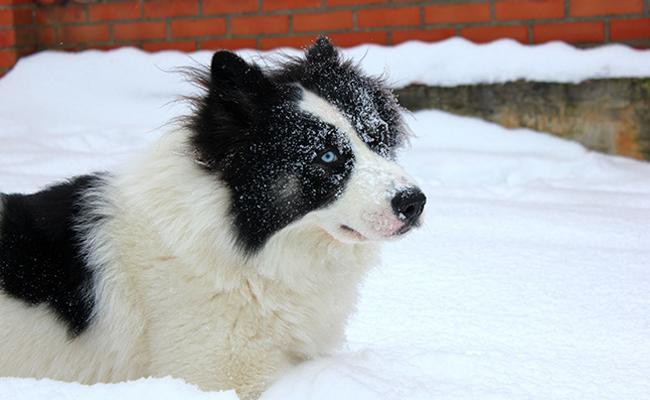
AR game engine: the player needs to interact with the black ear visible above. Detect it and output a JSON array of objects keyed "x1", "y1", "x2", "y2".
[
  {"x1": 305, "y1": 36, "x2": 339, "y2": 65},
  {"x1": 210, "y1": 50, "x2": 268, "y2": 92},
  {"x1": 190, "y1": 51, "x2": 280, "y2": 172},
  {"x1": 205, "y1": 50, "x2": 276, "y2": 123}
]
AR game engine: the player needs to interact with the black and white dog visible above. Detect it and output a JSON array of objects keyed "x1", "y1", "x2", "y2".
[{"x1": 0, "y1": 38, "x2": 425, "y2": 399}]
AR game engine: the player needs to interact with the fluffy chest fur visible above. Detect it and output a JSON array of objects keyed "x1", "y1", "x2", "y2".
[{"x1": 104, "y1": 130, "x2": 379, "y2": 392}]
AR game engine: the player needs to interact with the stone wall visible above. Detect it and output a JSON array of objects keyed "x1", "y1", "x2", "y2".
[{"x1": 395, "y1": 78, "x2": 650, "y2": 160}]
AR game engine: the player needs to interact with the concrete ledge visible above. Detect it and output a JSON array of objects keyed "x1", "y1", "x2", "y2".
[{"x1": 395, "y1": 79, "x2": 650, "y2": 160}]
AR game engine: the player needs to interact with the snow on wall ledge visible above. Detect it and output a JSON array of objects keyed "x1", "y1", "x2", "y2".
[
  {"x1": 4, "y1": 38, "x2": 650, "y2": 90},
  {"x1": 346, "y1": 38, "x2": 650, "y2": 88}
]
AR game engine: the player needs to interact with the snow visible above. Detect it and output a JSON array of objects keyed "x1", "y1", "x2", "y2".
[
  {"x1": 0, "y1": 377, "x2": 237, "y2": 400},
  {"x1": 1, "y1": 40, "x2": 650, "y2": 399},
  {"x1": 349, "y1": 38, "x2": 650, "y2": 88},
  {"x1": 263, "y1": 110, "x2": 650, "y2": 400}
]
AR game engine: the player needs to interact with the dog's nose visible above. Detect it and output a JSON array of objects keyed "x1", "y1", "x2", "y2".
[{"x1": 391, "y1": 188, "x2": 426, "y2": 224}]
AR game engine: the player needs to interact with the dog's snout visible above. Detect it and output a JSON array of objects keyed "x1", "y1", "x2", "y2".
[{"x1": 391, "y1": 188, "x2": 426, "y2": 224}]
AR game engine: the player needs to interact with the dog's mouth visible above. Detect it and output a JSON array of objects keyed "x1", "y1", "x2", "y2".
[
  {"x1": 392, "y1": 219, "x2": 421, "y2": 237},
  {"x1": 337, "y1": 216, "x2": 421, "y2": 242},
  {"x1": 393, "y1": 222, "x2": 413, "y2": 236},
  {"x1": 340, "y1": 225, "x2": 367, "y2": 241}
]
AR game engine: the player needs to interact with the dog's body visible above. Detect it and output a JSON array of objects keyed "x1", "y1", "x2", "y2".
[{"x1": 0, "y1": 38, "x2": 424, "y2": 398}]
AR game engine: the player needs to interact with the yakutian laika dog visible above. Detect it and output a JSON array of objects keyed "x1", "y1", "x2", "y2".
[{"x1": 0, "y1": 38, "x2": 425, "y2": 398}]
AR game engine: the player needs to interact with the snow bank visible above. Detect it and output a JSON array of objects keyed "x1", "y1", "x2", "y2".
[
  {"x1": 0, "y1": 377, "x2": 237, "y2": 400},
  {"x1": 2, "y1": 38, "x2": 649, "y2": 106},
  {"x1": 1, "y1": 41, "x2": 650, "y2": 399},
  {"x1": 347, "y1": 38, "x2": 650, "y2": 87},
  {"x1": 262, "y1": 111, "x2": 650, "y2": 400}
]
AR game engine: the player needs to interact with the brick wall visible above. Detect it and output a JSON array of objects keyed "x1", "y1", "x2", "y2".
[{"x1": 1, "y1": 0, "x2": 649, "y2": 75}]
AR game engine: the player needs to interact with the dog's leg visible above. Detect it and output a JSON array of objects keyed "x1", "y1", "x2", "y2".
[{"x1": 222, "y1": 349, "x2": 296, "y2": 400}]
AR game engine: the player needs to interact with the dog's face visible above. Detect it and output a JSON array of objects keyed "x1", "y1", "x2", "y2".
[{"x1": 189, "y1": 37, "x2": 425, "y2": 254}]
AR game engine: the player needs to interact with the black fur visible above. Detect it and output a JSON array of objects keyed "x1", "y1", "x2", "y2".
[
  {"x1": 187, "y1": 37, "x2": 405, "y2": 255},
  {"x1": 0, "y1": 175, "x2": 102, "y2": 336},
  {"x1": 272, "y1": 37, "x2": 407, "y2": 159}
]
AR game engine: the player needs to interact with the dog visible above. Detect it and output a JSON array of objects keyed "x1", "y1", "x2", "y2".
[{"x1": 0, "y1": 37, "x2": 425, "y2": 399}]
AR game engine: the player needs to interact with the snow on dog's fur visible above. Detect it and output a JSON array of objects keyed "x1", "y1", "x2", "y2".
[{"x1": 0, "y1": 38, "x2": 425, "y2": 399}]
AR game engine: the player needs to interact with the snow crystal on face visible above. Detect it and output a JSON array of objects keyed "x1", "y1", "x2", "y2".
[
  {"x1": 270, "y1": 38, "x2": 407, "y2": 159},
  {"x1": 339, "y1": 78, "x2": 394, "y2": 158}
]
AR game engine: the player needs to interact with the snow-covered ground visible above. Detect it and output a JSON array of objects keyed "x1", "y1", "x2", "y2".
[{"x1": 1, "y1": 39, "x2": 649, "y2": 399}]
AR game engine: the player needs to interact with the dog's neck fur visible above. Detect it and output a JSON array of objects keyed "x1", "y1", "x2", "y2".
[
  {"x1": 104, "y1": 128, "x2": 379, "y2": 364},
  {"x1": 114, "y1": 128, "x2": 379, "y2": 286}
]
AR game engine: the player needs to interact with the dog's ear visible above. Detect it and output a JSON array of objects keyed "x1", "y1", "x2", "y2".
[
  {"x1": 190, "y1": 51, "x2": 275, "y2": 170},
  {"x1": 207, "y1": 51, "x2": 276, "y2": 127},
  {"x1": 210, "y1": 51, "x2": 267, "y2": 92},
  {"x1": 305, "y1": 36, "x2": 339, "y2": 65}
]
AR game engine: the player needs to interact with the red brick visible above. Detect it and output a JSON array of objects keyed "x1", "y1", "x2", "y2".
[
  {"x1": 113, "y1": 21, "x2": 166, "y2": 41},
  {"x1": 231, "y1": 15, "x2": 289, "y2": 35},
  {"x1": 495, "y1": 0, "x2": 564, "y2": 20},
  {"x1": 329, "y1": 31, "x2": 387, "y2": 47},
  {"x1": 144, "y1": 0, "x2": 198, "y2": 18},
  {"x1": 0, "y1": 10, "x2": 12, "y2": 26},
  {"x1": 294, "y1": 11, "x2": 353, "y2": 32},
  {"x1": 142, "y1": 40, "x2": 197, "y2": 52},
  {"x1": 202, "y1": 0, "x2": 258, "y2": 15},
  {"x1": 89, "y1": 1, "x2": 140, "y2": 22},
  {"x1": 263, "y1": 0, "x2": 320, "y2": 11},
  {"x1": 0, "y1": 49, "x2": 16, "y2": 68},
  {"x1": 357, "y1": 7, "x2": 420, "y2": 28},
  {"x1": 534, "y1": 21, "x2": 604, "y2": 43},
  {"x1": 461, "y1": 25, "x2": 529, "y2": 43},
  {"x1": 260, "y1": 35, "x2": 315, "y2": 49},
  {"x1": 14, "y1": 28, "x2": 36, "y2": 46},
  {"x1": 88, "y1": 44, "x2": 118, "y2": 51},
  {"x1": 16, "y1": 47, "x2": 36, "y2": 58},
  {"x1": 611, "y1": 18, "x2": 650, "y2": 41},
  {"x1": 393, "y1": 28, "x2": 455, "y2": 44},
  {"x1": 571, "y1": 0, "x2": 643, "y2": 17},
  {"x1": 38, "y1": 27, "x2": 57, "y2": 45},
  {"x1": 13, "y1": 8, "x2": 34, "y2": 25},
  {"x1": 327, "y1": 0, "x2": 385, "y2": 5},
  {"x1": 171, "y1": 17, "x2": 226, "y2": 38},
  {"x1": 62, "y1": 24, "x2": 110, "y2": 44},
  {"x1": 36, "y1": 6, "x2": 86, "y2": 25},
  {"x1": 0, "y1": 29, "x2": 15, "y2": 47},
  {"x1": 201, "y1": 37, "x2": 257, "y2": 50},
  {"x1": 425, "y1": 3, "x2": 490, "y2": 24}
]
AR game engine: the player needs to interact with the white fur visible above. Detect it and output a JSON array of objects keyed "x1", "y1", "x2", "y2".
[{"x1": 0, "y1": 91, "x2": 416, "y2": 399}]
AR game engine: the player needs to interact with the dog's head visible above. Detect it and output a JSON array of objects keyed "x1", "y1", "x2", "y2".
[{"x1": 188, "y1": 37, "x2": 425, "y2": 255}]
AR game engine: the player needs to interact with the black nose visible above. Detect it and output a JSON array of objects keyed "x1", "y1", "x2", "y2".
[{"x1": 391, "y1": 188, "x2": 426, "y2": 224}]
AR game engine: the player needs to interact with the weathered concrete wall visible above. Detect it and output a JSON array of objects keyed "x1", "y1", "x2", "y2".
[{"x1": 395, "y1": 79, "x2": 650, "y2": 160}]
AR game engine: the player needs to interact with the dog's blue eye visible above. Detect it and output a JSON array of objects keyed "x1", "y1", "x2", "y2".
[{"x1": 320, "y1": 150, "x2": 338, "y2": 164}]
